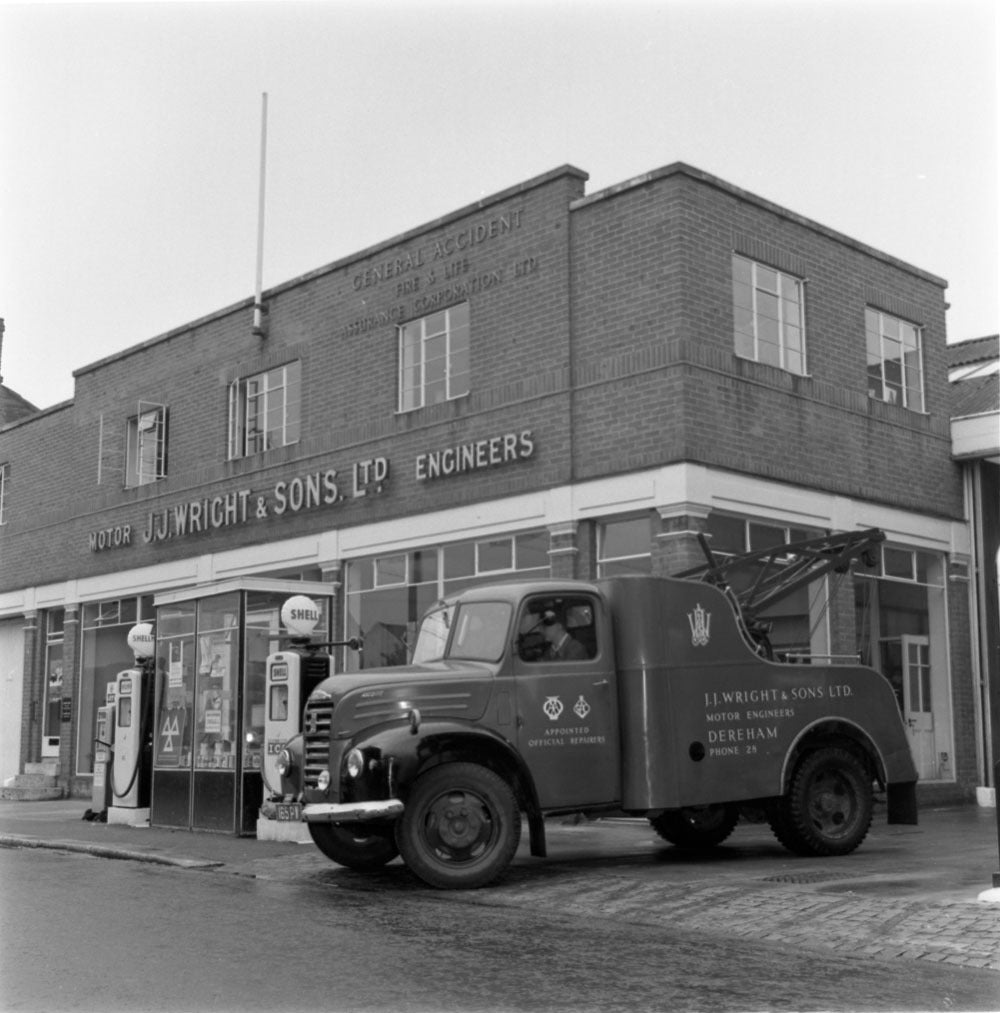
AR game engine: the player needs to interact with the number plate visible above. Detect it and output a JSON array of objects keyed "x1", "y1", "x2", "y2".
[{"x1": 275, "y1": 802, "x2": 302, "y2": 822}]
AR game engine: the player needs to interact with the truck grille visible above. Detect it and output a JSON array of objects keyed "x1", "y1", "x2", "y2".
[{"x1": 303, "y1": 699, "x2": 334, "y2": 790}]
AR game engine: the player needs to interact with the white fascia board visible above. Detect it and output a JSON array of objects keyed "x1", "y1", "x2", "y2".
[
  {"x1": 0, "y1": 558, "x2": 202, "y2": 618},
  {"x1": 210, "y1": 536, "x2": 322, "y2": 579},
  {"x1": 951, "y1": 412, "x2": 1000, "y2": 459},
  {"x1": 0, "y1": 463, "x2": 971, "y2": 618},
  {"x1": 337, "y1": 491, "x2": 549, "y2": 558}
]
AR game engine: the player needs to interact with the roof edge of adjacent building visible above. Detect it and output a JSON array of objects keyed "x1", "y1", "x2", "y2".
[
  {"x1": 570, "y1": 161, "x2": 949, "y2": 290},
  {"x1": 0, "y1": 397, "x2": 73, "y2": 433}
]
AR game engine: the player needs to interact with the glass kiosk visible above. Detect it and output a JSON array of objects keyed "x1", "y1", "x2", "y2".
[{"x1": 150, "y1": 579, "x2": 332, "y2": 835}]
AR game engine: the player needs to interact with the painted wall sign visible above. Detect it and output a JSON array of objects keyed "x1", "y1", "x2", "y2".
[
  {"x1": 342, "y1": 208, "x2": 535, "y2": 339},
  {"x1": 87, "y1": 427, "x2": 536, "y2": 551},
  {"x1": 415, "y1": 430, "x2": 534, "y2": 481},
  {"x1": 87, "y1": 456, "x2": 388, "y2": 552},
  {"x1": 350, "y1": 210, "x2": 524, "y2": 293}
]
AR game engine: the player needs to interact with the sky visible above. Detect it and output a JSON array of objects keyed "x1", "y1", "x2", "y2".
[{"x1": 1, "y1": 0, "x2": 997, "y2": 411}]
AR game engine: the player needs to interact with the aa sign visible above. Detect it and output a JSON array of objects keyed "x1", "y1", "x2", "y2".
[{"x1": 157, "y1": 706, "x2": 187, "y2": 766}]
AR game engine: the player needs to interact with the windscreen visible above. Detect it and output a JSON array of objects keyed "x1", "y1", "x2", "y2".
[
  {"x1": 411, "y1": 602, "x2": 512, "y2": 664},
  {"x1": 411, "y1": 605, "x2": 454, "y2": 664},
  {"x1": 449, "y1": 602, "x2": 512, "y2": 662}
]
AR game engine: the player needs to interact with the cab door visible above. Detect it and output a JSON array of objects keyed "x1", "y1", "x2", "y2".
[{"x1": 513, "y1": 593, "x2": 620, "y2": 808}]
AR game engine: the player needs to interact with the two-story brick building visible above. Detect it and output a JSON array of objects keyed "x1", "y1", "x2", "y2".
[{"x1": 0, "y1": 163, "x2": 977, "y2": 833}]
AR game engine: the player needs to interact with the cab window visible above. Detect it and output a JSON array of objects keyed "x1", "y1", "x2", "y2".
[{"x1": 517, "y1": 596, "x2": 597, "y2": 663}]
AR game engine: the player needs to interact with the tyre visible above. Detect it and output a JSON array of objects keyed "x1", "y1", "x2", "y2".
[
  {"x1": 307, "y1": 822, "x2": 399, "y2": 871},
  {"x1": 769, "y1": 747, "x2": 873, "y2": 857},
  {"x1": 650, "y1": 803, "x2": 739, "y2": 849},
  {"x1": 396, "y1": 763, "x2": 521, "y2": 889}
]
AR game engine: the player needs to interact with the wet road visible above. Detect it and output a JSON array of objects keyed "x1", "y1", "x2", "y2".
[{"x1": 2, "y1": 847, "x2": 997, "y2": 1013}]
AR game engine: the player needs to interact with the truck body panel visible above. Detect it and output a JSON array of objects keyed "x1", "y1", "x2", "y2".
[{"x1": 603, "y1": 576, "x2": 917, "y2": 809}]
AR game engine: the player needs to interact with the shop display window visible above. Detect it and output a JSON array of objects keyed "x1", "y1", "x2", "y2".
[
  {"x1": 597, "y1": 517, "x2": 653, "y2": 576},
  {"x1": 344, "y1": 532, "x2": 550, "y2": 671},
  {"x1": 242, "y1": 591, "x2": 318, "y2": 774},
  {"x1": 854, "y1": 546, "x2": 951, "y2": 782},
  {"x1": 702, "y1": 513, "x2": 827, "y2": 661},
  {"x1": 193, "y1": 594, "x2": 239, "y2": 771},
  {"x1": 76, "y1": 595, "x2": 154, "y2": 776},
  {"x1": 153, "y1": 603, "x2": 196, "y2": 770},
  {"x1": 149, "y1": 583, "x2": 331, "y2": 833}
]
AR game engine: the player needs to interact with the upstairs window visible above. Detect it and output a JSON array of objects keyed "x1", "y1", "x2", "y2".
[
  {"x1": 866, "y1": 309, "x2": 925, "y2": 411},
  {"x1": 228, "y1": 361, "x2": 301, "y2": 459},
  {"x1": 732, "y1": 255, "x2": 806, "y2": 374},
  {"x1": 398, "y1": 303, "x2": 470, "y2": 412},
  {"x1": 125, "y1": 403, "x2": 168, "y2": 487},
  {"x1": 0, "y1": 463, "x2": 7, "y2": 524}
]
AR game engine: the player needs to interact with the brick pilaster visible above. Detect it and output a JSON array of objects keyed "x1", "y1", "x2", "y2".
[
  {"x1": 653, "y1": 506, "x2": 711, "y2": 575},
  {"x1": 548, "y1": 522, "x2": 579, "y2": 579}
]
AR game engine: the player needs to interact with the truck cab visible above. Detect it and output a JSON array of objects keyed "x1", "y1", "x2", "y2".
[{"x1": 279, "y1": 568, "x2": 917, "y2": 890}]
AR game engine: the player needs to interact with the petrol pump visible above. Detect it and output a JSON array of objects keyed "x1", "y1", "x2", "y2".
[
  {"x1": 89, "y1": 682, "x2": 117, "y2": 819},
  {"x1": 107, "y1": 622, "x2": 156, "y2": 825},
  {"x1": 261, "y1": 596, "x2": 360, "y2": 815}
]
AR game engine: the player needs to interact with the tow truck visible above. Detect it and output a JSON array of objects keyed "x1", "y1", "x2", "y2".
[{"x1": 269, "y1": 528, "x2": 917, "y2": 889}]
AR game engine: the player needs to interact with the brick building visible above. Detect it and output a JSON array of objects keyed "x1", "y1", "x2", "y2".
[{"x1": 0, "y1": 163, "x2": 978, "y2": 831}]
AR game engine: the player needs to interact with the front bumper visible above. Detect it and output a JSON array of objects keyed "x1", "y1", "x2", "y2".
[{"x1": 302, "y1": 799, "x2": 404, "y2": 824}]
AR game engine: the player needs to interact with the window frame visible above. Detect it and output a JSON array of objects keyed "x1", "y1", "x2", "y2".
[
  {"x1": 597, "y1": 516, "x2": 653, "y2": 577},
  {"x1": 865, "y1": 308, "x2": 925, "y2": 412},
  {"x1": 0, "y1": 462, "x2": 7, "y2": 525},
  {"x1": 227, "y1": 361, "x2": 301, "y2": 460},
  {"x1": 732, "y1": 254, "x2": 807, "y2": 375},
  {"x1": 124, "y1": 403, "x2": 168, "y2": 488},
  {"x1": 397, "y1": 303, "x2": 470, "y2": 412}
]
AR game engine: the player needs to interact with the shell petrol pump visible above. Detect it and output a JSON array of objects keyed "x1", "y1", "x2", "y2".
[
  {"x1": 89, "y1": 682, "x2": 117, "y2": 818},
  {"x1": 108, "y1": 623, "x2": 156, "y2": 822},
  {"x1": 261, "y1": 596, "x2": 360, "y2": 815}
]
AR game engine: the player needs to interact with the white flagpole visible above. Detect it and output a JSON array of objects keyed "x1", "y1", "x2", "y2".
[{"x1": 253, "y1": 92, "x2": 268, "y2": 337}]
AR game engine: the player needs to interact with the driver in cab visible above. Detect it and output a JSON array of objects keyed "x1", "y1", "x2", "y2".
[
  {"x1": 540, "y1": 611, "x2": 587, "y2": 661},
  {"x1": 519, "y1": 605, "x2": 590, "y2": 662}
]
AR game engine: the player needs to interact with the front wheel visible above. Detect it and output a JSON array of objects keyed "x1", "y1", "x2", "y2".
[
  {"x1": 650, "y1": 803, "x2": 739, "y2": 849},
  {"x1": 308, "y1": 822, "x2": 399, "y2": 871},
  {"x1": 396, "y1": 763, "x2": 521, "y2": 889},
  {"x1": 769, "y1": 747, "x2": 873, "y2": 857}
]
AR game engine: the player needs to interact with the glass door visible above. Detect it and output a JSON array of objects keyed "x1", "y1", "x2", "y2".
[
  {"x1": 191, "y1": 593, "x2": 240, "y2": 832},
  {"x1": 901, "y1": 635, "x2": 936, "y2": 780},
  {"x1": 151, "y1": 602, "x2": 196, "y2": 828},
  {"x1": 42, "y1": 611, "x2": 64, "y2": 758}
]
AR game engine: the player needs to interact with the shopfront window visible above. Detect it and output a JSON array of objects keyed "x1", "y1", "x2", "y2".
[
  {"x1": 855, "y1": 545, "x2": 951, "y2": 781},
  {"x1": 193, "y1": 594, "x2": 239, "y2": 771},
  {"x1": 76, "y1": 596, "x2": 154, "y2": 775},
  {"x1": 150, "y1": 585, "x2": 330, "y2": 833},
  {"x1": 598, "y1": 517, "x2": 653, "y2": 576},
  {"x1": 242, "y1": 592, "x2": 324, "y2": 774},
  {"x1": 153, "y1": 602, "x2": 196, "y2": 771},
  {"x1": 344, "y1": 531, "x2": 550, "y2": 671},
  {"x1": 703, "y1": 514, "x2": 828, "y2": 661}
]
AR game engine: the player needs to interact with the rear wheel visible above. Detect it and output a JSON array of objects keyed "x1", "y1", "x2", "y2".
[
  {"x1": 650, "y1": 803, "x2": 739, "y2": 849},
  {"x1": 308, "y1": 822, "x2": 399, "y2": 871},
  {"x1": 396, "y1": 763, "x2": 521, "y2": 889},
  {"x1": 769, "y1": 747, "x2": 873, "y2": 856}
]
